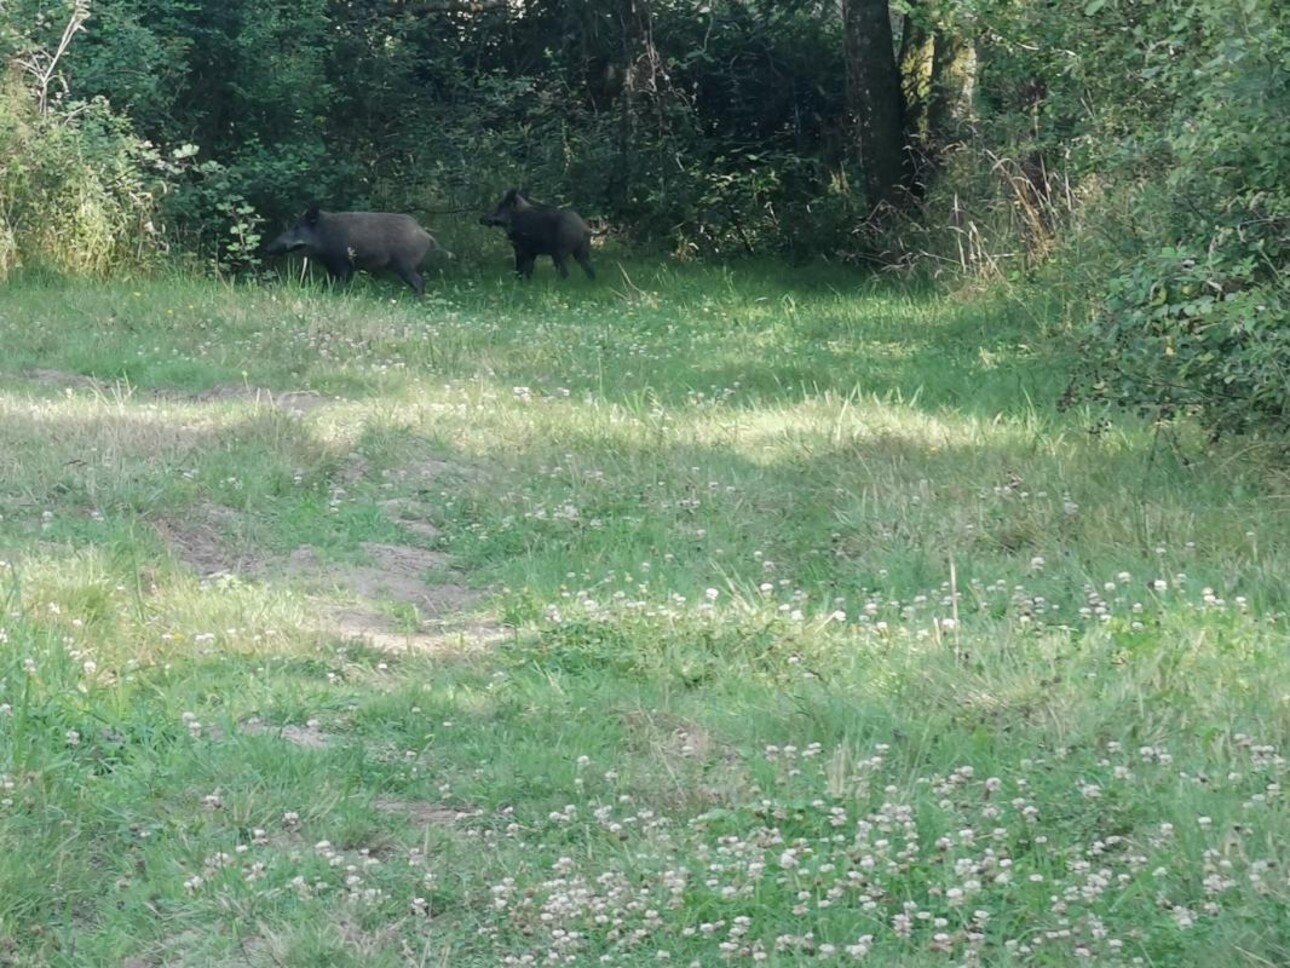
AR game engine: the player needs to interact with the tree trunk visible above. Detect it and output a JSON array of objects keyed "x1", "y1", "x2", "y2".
[
  {"x1": 842, "y1": 0, "x2": 907, "y2": 208},
  {"x1": 926, "y1": 31, "x2": 976, "y2": 150},
  {"x1": 899, "y1": 8, "x2": 933, "y2": 145}
]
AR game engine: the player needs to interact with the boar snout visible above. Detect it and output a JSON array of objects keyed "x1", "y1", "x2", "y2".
[{"x1": 262, "y1": 234, "x2": 297, "y2": 256}]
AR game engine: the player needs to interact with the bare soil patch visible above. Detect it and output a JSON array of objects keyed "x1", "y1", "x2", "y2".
[
  {"x1": 150, "y1": 384, "x2": 331, "y2": 413},
  {"x1": 379, "y1": 498, "x2": 441, "y2": 539},
  {"x1": 153, "y1": 502, "x2": 256, "y2": 577},
  {"x1": 383, "y1": 457, "x2": 484, "y2": 488},
  {"x1": 242, "y1": 718, "x2": 335, "y2": 749},
  {"x1": 373, "y1": 797, "x2": 483, "y2": 825},
  {"x1": 312, "y1": 550, "x2": 501, "y2": 647},
  {"x1": 338, "y1": 452, "x2": 370, "y2": 485},
  {"x1": 156, "y1": 505, "x2": 497, "y2": 653},
  {"x1": 349, "y1": 542, "x2": 455, "y2": 607},
  {"x1": 25, "y1": 368, "x2": 105, "y2": 391}
]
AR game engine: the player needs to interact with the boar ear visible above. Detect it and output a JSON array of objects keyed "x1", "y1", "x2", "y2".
[{"x1": 304, "y1": 206, "x2": 321, "y2": 225}]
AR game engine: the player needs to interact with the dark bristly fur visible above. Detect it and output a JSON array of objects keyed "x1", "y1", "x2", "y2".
[
  {"x1": 264, "y1": 208, "x2": 445, "y2": 296},
  {"x1": 480, "y1": 189, "x2": 595, "y2": 281}
]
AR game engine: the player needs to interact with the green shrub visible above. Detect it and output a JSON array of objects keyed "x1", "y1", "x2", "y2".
[
  {"x1": 1082, "y1": 246, "x2": 1289, "y2": 435},
  {"x1": 0, "y1": 72, "x2": 161, "y2": 277},
  {"x1": 0, "y1": 0, "x2": 163, "y2": 281},
  {"x1": 1073, "y1": 0, "x2": 1290, "y2": 438}
]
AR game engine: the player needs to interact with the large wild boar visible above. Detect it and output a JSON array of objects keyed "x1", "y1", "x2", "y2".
[
  {"x1": 264, "y1": 208, "x2": 444, "y2": 296},
  {"x1": 480, "y1": 189, "x2": 595, "y2": 280}
]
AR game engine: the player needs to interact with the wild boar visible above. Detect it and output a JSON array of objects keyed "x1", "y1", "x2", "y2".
[
  {"x1": 480, "y1": 188, "x2": 595, "y2": 280},
  {"x1": 264, "y1": 208, "x2": 445, "y2": 296}
]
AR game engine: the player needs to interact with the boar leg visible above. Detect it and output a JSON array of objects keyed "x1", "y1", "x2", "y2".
[
  {"x1": 573, "y1": 242, "x2": 595, "y2": 280},
  {"x1": 393, "y1": 264, "x2": 426, "y2": 297},
  {"x1": 514, "y1": 246, "x2": 537, "y2": 279},
  {"x1": 321, "y1": 253, "x2": 354, "y2": 285}
]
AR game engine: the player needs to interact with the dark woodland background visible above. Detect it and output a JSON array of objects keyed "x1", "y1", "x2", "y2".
[{"x1": 2, "y1": 0, "x2": 1287, "y2": 437}]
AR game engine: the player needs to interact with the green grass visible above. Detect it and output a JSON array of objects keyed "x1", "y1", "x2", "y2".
[{"x1": 1, "y1": 262, "x2": 1289, "y2": 966}]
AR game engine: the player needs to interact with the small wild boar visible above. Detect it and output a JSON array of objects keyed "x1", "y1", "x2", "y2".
[
  {"x1": 264, "y1": 208, "x2": 445, "y2": 296},
  {"x1": 480, "y1": 188, "x2": 595, "y2": 280}
]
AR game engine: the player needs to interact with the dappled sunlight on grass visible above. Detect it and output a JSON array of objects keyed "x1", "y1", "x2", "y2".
[{"x1": 2, "y1": 265, "x2": 1289, "y2": 964}]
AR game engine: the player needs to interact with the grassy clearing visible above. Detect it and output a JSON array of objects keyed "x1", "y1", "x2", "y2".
[{"x1": 1, "y1": 263, "x2": 1288, "y2": 966}]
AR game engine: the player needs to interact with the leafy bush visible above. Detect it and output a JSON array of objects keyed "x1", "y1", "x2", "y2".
[
  {"x1": 1073, "y1": 0, "x2": 1290, "y2": 438},
  {"x1": 35, "y1": 0, "x2": 857, "y2": 262},
  {"x1": 1081, "y1": 247, "x2": 1289, "y2": 435},
  {"x1": 0, "y1": 2, "x2": 166, "y2": 278},
  {"x1": 0, "y1": 71, "x2": 161, "y2": 278}
]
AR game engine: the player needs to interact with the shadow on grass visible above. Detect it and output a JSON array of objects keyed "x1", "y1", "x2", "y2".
[
  {"x1": 0, "y1": 261, "x2": 1076, "y2": 423},
  {"x1": 441, "y1": 261, "x2": 1076, "y2": 420}
]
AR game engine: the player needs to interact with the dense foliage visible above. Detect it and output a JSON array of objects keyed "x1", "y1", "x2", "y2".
[
  {"x1": 1072, "y1": 0, "x2": 1290, "y2": 438},
  {"x1": 0, "y1": 3, "x2": 160, "y2": 275},
  {"x1": 0, "y1": 0, "x2": 1286, "y2": 436},
  {"x1": 19, "y1": 0, "x2": 857, "y2": 262}
]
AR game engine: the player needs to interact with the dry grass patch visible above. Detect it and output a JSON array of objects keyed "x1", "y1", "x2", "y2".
[
  {"x1": 617, "y1": 709, "x2": 751, "y2": 810},
  {"x1": 323, "y1": 609, "x2": 505, "y2": 655},
  {"x1": 152, "y1": 502, "x2": 256, "y2": 577},
  {"x1": 144, "y1": 383, "x2": 332, "y2": 414}
]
